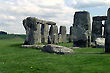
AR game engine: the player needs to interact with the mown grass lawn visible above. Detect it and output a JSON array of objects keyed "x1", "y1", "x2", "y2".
[{"x1": 0, "y1": 38, "x2": 110, "y2": 73}]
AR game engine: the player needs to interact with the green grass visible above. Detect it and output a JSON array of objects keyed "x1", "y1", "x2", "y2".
[
  {"x1": 57, "y1": 42, "x2": 73, "y2": 47},
  {"x1": 0, "y1": 38, "x2": 110, "y2": 73},
  {"x1": 0, "y1": 34, "x2": 26, "y2": 39}
]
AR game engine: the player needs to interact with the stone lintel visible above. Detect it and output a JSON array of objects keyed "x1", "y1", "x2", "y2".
[{"x1": 93, "y1": 16, "x2": 107, "y2": 21}]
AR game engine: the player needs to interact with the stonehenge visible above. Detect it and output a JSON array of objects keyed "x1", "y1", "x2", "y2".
[
  {"x1": 72, "y1": 11, "x2": 91, "y2": 47},
  {"x1": 23, "y1": 17, "x2": 57, "y2": 45},
  {"x1": 23, "y1": 17, "x2": 67, "y2": 45},
  {"x1": 92, "y1": 16, "x2": 107, "y2": 42},
  {"x1": 23, "y1": 8, "x2": 110, "y2": 53}
]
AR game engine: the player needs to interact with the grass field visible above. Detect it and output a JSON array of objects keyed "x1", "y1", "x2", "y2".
[{"x1": 0, "y1": 37, "x2": 110, "y2": 73}]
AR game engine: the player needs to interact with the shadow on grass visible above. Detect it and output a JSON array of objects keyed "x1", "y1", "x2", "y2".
[
  {"x1": 9, "y1": 43, "x2": 22, "y2": 48},
  {"x1": 9, "y1": 43, "x2": 42, "y2": 50},
  {"x1": 9, "y1": 44, "x2": 107, "y2": 55},
  {"x1": 75, "y1": 52, "x2": 105, "y2": 54}
]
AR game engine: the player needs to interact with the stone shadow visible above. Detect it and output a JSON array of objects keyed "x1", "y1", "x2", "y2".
[{"x1": 9, "y1": 43, "x2": 42, "y2": 50}]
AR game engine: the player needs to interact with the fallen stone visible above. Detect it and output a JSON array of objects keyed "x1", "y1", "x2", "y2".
[
  {"x1": 95, "y1": 38, "x2": 105, "y2": 48},
  {"x1": 42, "y1": 44, "x2": 74, "y2": 54}
]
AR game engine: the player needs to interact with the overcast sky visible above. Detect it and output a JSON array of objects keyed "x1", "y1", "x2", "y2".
[{"x1": 0, "y1": 0, "x2": 110, "y2": 34}]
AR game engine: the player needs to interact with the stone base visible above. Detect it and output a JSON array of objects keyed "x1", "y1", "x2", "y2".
[
  {"x1": 105, "y1": 35, "x2": 110, "y2": 53},
  {"x1": 73, "y1": 40, "x2": 88, "y2": 47}
]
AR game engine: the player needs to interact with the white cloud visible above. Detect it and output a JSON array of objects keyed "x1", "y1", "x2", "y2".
[
  {"x1": 0, "y1": 15, "x2": 16, "y2": 20},
  {"x1": 0, "y1": 0, "x2": 109, "y2": 34},
  {"x1": 64, "y1": 0, "x2": 110, "y2": 8},
  {"x1": 0, "y1": 0, "x2": 77, "y2": 34}
]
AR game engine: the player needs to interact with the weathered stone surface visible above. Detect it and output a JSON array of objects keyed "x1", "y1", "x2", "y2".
[
  {"x1": 59, "y1": 26, "x2": 67, "y2": 43},
  {"x1": 49, "y1": 25, "x2": 58, "y2": 44},
  {"x1": 48, "y1": 36, "x2": 52, "y2": 44},
  {"x1": 41, "y1": 24, "x2": 49, "y2": 43},
  {"x1": 53, "y1": 34, "x2": 58, "y2": 44},
  {"x1": 59, "y1": 26, "x2": 66, "y2": 35},
  {"x1": 104, "y1": 20, "x2": 107, "y2": 38},
  {"x1": 92, "y1": 20, "x2": 103, "y2": 42},
  {"x1": 46, "y1": 21, "x2": 56, "y2": 25},
  {"x1": 105, "y1": 35, "x2": 110, "y2": 52},
  {"x1": 105, "y1": 8, "x2": 110, "y2": 53},
  {"x1": 58, "y1": 34, "x2": 62, "y2": 43},
  {"x1": 25, "y1": 17, "x2": 56, "y2": 25},
  {"x1": 93, "y1": 16, "x2": 107, "y2": 21},
  {"x1": 49, "y1": 25, "x2": 58, "y2": 36},
  {"x1": 23, "y1": 17, "x2": 56, "y2": 45},
  {"x1": 42, "y1": 44, "x2": 74, "y2": 54},
  {"x1": 73, "y1": 11, "x2": 91, "y2": 47},
  {"x1": 69, "y1": 26, "x2": 74, "y2": 42},
  {"x1": 92, "y1": 16, "x2": 107, "y2": 42},
  {"x1": 72, "y1": 25, "x2": 88, "y2": 47},
  {"x1": 23, "y1": 17, "x2": 41, "y2": 45},
  {"x1": 95, "y1": 38, "x2": 105, "y2": 48}
]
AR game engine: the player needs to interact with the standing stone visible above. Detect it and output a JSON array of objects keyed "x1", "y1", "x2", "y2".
[
  {"x1": 58, "y1": 34, "x2": 62, "y2": 43},
  {"x1": 69, "y1": 26, "x2": 74, "y2": 42},
  {"x1": 49, "y1": 25, "x2": 58, "y2": 44},
  {"x1": 23, "y1": 17, "x2": 41, "y2": 45},
  {"x1": 104, "y1": 20, "x2": 107, "y2": 38},
  {"x1": 23, "y1": 19, "x2": 30, "y2": 44},
  {"x1": 59, "y1": 26, "x2": 67, "y2": 43},
  {"x1": 73, "y1": 11, "x2": 91, "y2": 47},
  {"x1": 53, "y1": 34, "x2": 58, "y2": 44},
  {"x1": 105, "y1": 8, "x2": 110, "y2": 53},
  {"x1": 41, "y1": 24, "x2": 49, "y2": 43},
  {"x1": 92, "y1": 16, "x2": 107, "y2": 42},
  {"x1": 48, "y1": 36, "x2": 52, "y2": 44},
  {"x1": 92, "y1": 20, "x2": 102, "y2": 42}
]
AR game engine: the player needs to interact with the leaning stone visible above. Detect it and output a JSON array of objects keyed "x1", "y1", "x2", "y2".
[{"x1": 42, "y1": 44, "x2": 74, "y2": 54}]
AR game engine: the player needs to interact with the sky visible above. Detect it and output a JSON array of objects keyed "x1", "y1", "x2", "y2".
[{"x1": 0, "y1": 0, "x2": 110, "y2": 34}]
